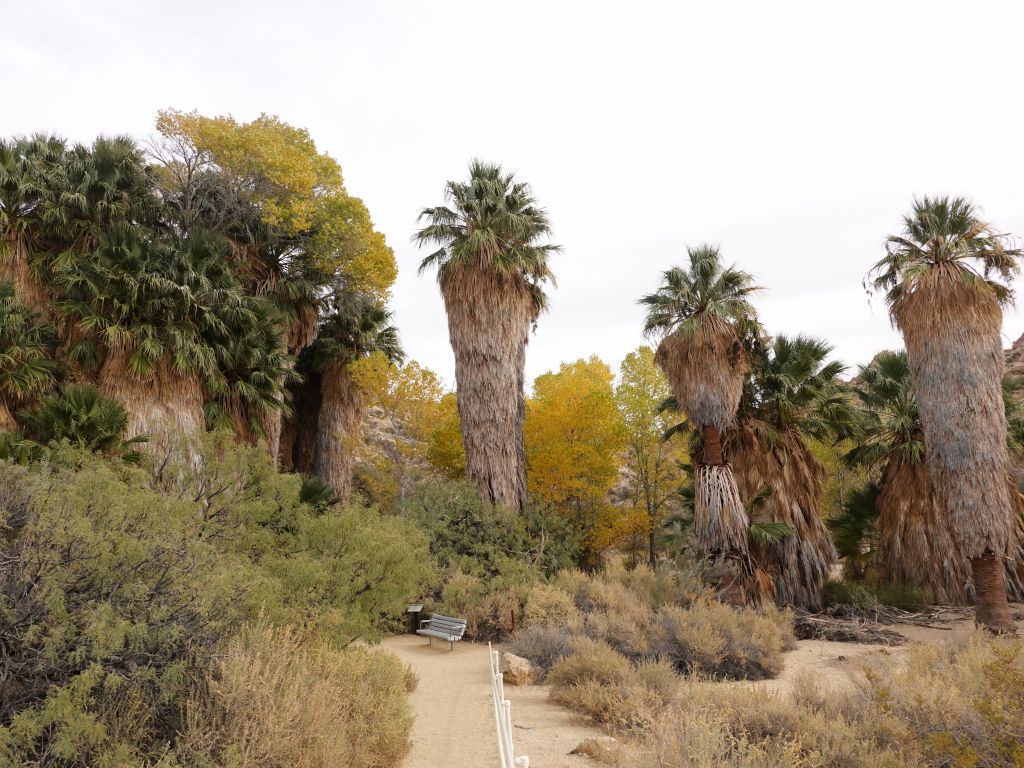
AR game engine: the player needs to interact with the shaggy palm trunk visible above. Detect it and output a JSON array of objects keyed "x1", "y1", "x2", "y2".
[
  {"x1": 441, "y1": 267, "x2": 532, "y2": 512},
  {"x1": 728, "y1": 427, "x2": 837, "y2": 611},
  {"x1": 656, "y1": 331, "x2": 760, "y2": 603},
  {"x1": 1, "y1": 236, "x2": 50, "y2": 319},
  {"x1": 876, "y1": 460, "x2": 970, "y2": 603},
  {"x1": 0, "y1": 399, "x2": 16, "y2": 432},
  {"x1": 98, "y1": 352, "x2": 204, "y2": 442},
  {"x1": 312, "y1": 362, "x2": 364, "y2": 501},
  {"x1": 894, "y1": 276, "x2": 1017, "y2": 632}
]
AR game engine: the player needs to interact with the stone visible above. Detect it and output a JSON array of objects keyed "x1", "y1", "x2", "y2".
[
  {"x1": 499, "y1": 651, "x2": 538, "y2": 686},
  {"x1": 570, "y1": 736, "x2": 618, "y2": 760}
]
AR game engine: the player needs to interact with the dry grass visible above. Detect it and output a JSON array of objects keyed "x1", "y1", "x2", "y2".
[
  {"x1": 625, "y1": 632, "x2": 1024, "y2": 768},
  {"x1": 508, "y1": 624, "x2": 579, "y2": 678},
  {"x1": 183, "y1": 622, "x2": 413, "y2": 768}
]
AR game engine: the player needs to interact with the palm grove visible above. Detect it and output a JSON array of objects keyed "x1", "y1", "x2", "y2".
[{"x1": 1, "y1": 110, "x2": 1022, "y2": 648}]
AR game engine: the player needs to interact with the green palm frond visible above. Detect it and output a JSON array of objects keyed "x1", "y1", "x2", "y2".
[
  {"x1": 870, "y1": 196, "x2": 1022, "y2": 308},
  {"x1": 414, "y1": 160, "x2": 559, "y2": 312}
]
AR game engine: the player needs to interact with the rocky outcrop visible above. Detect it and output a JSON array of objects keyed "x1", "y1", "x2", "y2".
[{"x1": 499, "y1": 652, "x2": 538, "y2": 685}]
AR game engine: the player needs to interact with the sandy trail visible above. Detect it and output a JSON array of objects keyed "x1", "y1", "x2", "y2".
[{"x1": 382, "y1": 634, "x2": 602, "y2": 768}]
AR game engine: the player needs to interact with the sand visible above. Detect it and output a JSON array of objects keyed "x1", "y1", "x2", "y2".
[{"x1": 382, "y1": 634, "x2": 603, "y2": 768}]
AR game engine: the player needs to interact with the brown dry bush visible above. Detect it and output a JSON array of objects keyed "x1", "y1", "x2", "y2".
[
  {"x1": 654, "y1": 600, "x2": 793, "y2": 680},
  {"x1": 508, "y1": 624, "x2": 580, "y2": 678},
  {"x1": 630, "y1": 633, "x2": 1024, "y2": 768},
  {"x1": 183, "y1": 622, "x2": 413, "y2": 768},
  {"x1": 524, "y1": 582, "x2": 580, "y2": 628},
  {"x1": 548, "y1": 640, "x2": 679, "y2": 735}
]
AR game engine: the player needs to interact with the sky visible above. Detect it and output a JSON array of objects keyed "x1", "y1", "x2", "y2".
[{"x1": 5, "y1": 0, "x2": 1024, "y2": 389}]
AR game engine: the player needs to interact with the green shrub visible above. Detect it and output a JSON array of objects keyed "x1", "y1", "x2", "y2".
[
  {"x1": 823, "y1": 580, "x2": 932, "y2": 612},
  {"x1": 0, "y1": 440, "x2": 430, "y2": 765},
  {"x1": 654, "y1": 600, "x2": 792, "y2": 680},
  {"x1": 182, "y1": 622, "x2": 413, "y2": 768}
]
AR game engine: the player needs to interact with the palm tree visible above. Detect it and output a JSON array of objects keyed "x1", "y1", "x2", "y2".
[
  {"x1": 55, "y1": 224, "x2": 252, "y2": 443},
  {"x1": 727, "y1": 334, "x2": 859, "y2": 610},
  {"x1": 302, "y1": 292, "x2": 402, "y2": 500},
  {"x1": 22, "y1": 384, "x2": 146, "y2": 462},
  {"x1": 844, "y1": 350, "x2": 1024, "y2": 603},
  {"x1": 0, "y1": 281, "x2": 59, "y2": 429},
  {"x1": 870, "y1": 196, "x2": 1022, "y2": 632},
  {"x1": 641, "y1": 244, "x2": 763, "y2": 601},
  {"x1": 0, "y1": 135, "x2": 66, "y2": 318},
  {"x1": 414, "y1": 160, "x2": 558, "y2": 512}
]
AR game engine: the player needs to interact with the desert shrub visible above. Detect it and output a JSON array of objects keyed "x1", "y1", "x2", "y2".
[
  {"x1": 0, "y1": 441, "x2": 429, "y2": 765},
  {"x1": 654, "y1": 600, "x2": 792, "y2": 680},
  {"x1": 432, "y1": 570, "x2": 534, "y2": 640},
  {"x1": 553, "y1": 567, "x2": 590, "y2": 602},
  {"x1": 823, "y1": 580, "x2": 931, "y2": 612},
  {"x1": 547, "y1": 638, "x2": 633, "y2": 689},
  {"x1": 583, "y1": 604, "x2": 656, "y2": 660},
  {"x1": 632, "y1": 634, "x2": 1024, "y2": 768},
  {"x1": 508, "y1": 624, "x2": 580, "y2": 678},
  {"x1": 525, "y1": 582, "x2": 580, "y2": 628},
  {"x1": 400, "y1": 477, "x2": 579, "y2": 579},
  {"x1": 549, "y1": 641, "x2": 678, "y2": 735},
  {"x1": 183, "y1": 622, "x2": 413, "y2": 768}
]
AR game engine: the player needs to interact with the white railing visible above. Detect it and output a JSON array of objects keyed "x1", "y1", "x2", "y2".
[{"x1": 488, "y1": 642, "x2": 529, "y2": 768}]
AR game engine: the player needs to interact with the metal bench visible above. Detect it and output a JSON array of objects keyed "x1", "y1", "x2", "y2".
[{"x1": 416, "y1": 613, "x2": 468, "y2": 651}]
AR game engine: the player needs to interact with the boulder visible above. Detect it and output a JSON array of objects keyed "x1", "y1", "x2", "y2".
[
  {"x1": 499, "y1": 652, "x2": 538, "y2": 686},
  {"x1": 570, "y1": 736, "x2": 618, "y2": 760}
]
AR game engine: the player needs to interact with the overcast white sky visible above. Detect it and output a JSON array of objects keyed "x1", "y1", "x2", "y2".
[{"x1": 5, "y1": 0, "x2": 1024, "y2": 388}]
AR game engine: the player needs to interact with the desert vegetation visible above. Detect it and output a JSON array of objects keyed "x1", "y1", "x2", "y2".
[{"x1": 3, "y1": 107, "x2": 1024, "y2": 767}]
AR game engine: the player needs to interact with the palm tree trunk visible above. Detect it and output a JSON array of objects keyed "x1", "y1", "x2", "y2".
[
  {"x1": 1, "y1": 236, "x2": 51, "y2": 320},
  {"x1": 98, "y1": 352, "x2": 205, "y2": 442},
  {"x1": 313, "y1": 362, "x2": 364, "y2": 501},
  {"x1": 876, "y1": 460, "x2": 970, "y2": 603},
  {"x1": 694, "y1": 425, "x2": 758, "y2": 606},
  {"x1": 441, "y1": 267, "x2": 532, "y2": 512},
  {"x1": 895, "y1": 280, "x2": 1016, "y2": 631},
  {"x1": 972, "y1": 552, "x2": 1015, "y2": 632},
  {"x1": 0, "y1": 399, "x2": 16, "y2": 432},
  {"x1": 727, "y1": 427, "x2": 837, "y2": 610}
]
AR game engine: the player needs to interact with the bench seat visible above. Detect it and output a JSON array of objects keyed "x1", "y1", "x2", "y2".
[{"x1": 416, "y1": 614, "x2": 468, "y2": 651}]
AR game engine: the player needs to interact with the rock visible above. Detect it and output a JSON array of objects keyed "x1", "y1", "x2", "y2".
[
  {"x1": 570, "y1": 736, "x2": 618, "y2": 760},
  {"x1": 499, "y1": 652, "x2": 538, "y2": 686}
]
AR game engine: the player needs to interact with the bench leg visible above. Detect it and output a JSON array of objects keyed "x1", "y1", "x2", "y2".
[
  {"x1": 428, "y1": 636, "x2": 432, "y2": 646},
  {"x1": 450, "y1": 639, "x2": 454, "y2": 652}
]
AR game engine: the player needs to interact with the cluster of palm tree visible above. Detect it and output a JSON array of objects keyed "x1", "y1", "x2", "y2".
[
  {"x1": 642, "y1": 197, "x2": 1022, "y2": 631},
  {"x1": 0, "y1": 131, "x2": 398, "y2": 499}
]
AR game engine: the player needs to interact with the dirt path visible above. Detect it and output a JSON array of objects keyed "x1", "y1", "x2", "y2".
[{"x1": 382, "y1": 635, "x2": 603, "y2": 768}]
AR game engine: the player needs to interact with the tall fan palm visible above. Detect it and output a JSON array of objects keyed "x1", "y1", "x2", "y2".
[
  {"x1": 304, "y1": 293, "x2": 402, "y2": 499},
  {"x1": 414, "y1": 160, "x2": 558, "y2": 512},
  {"x1": 0, "y1": 281, "x2": 59, "y2": 429},
  {"x1": 870, "y1": 196, "x2": 1022, "y2": 632},
  {"x1": 641, "y1": 244, "x2": 763, "y2": 601},
  {"x1": 844, "y1": 350, "x2": 1024, "y2": 603},
  {"x1": 728, "y1": 334, "x2": 858, "y2": 610}
]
